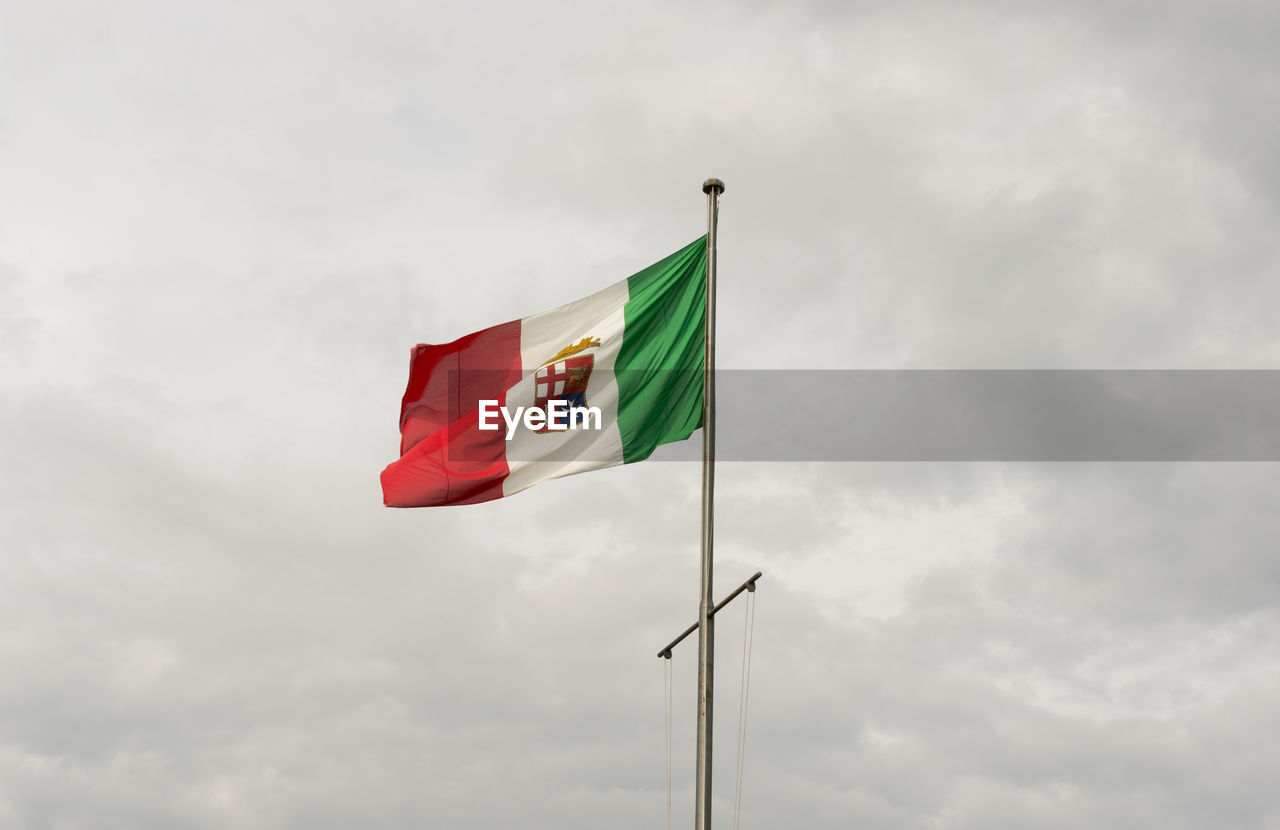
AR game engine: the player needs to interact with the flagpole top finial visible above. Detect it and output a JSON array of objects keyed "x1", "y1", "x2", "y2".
[{"x1": 702, "y1": 178, "x2": 725, "y2": 194}]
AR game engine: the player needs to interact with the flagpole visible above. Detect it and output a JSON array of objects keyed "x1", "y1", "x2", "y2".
[{"x1": 696, "y1": 176, "x2": 724, "y2": 830}]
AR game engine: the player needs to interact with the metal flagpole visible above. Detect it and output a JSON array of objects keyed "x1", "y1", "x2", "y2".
[{"x1": 696, "y1": 177, "x2": 724, "y2": 830}]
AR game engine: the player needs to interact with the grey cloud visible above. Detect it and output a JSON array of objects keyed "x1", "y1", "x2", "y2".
[{"x1": 3, "y1": 0, "x2": 1280, "y2": 827}]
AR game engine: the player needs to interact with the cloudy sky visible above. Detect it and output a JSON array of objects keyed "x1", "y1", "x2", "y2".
[{"x1": 3, "y1": 0, "x2": 1280, "y2": 827}]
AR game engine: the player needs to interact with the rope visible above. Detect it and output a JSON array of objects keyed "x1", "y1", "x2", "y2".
[
  {"x1": 732, "y1": 589, "x2": 757, "y2": 830},
  {"x1": 664, "y1": 652, "x2": 672, "y2": 830}
]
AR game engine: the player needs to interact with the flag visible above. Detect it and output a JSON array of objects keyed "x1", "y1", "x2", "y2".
[{"x1": 381, "y1": 236, "x2": 707, "y2": 507}]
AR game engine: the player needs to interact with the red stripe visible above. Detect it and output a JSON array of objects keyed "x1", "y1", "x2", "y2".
[
  {"x1": 397, "y1": 319, "x2": 522, "y2": 454},
  {"x1": 381, "y1": 408, "x2": 511, "y2": 507},
  {"x1": 382, "y1": 319, "x2": 521, "y2": 507}
]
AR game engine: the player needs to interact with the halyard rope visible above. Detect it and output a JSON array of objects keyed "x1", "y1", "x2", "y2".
[
  {"x1": 733, "y1": 589, "x2": 757, "y2": 830},
  {"x1": 664, "y1": 652, "x2": 673, "y2": 830}
]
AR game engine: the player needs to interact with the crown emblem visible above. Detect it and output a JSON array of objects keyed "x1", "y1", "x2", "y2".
[{"x1": 544, "y1": 336, "x2": 601, "y2": 365}]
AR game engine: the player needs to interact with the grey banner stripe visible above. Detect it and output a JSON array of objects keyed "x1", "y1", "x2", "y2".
[
  {"x1": 660, "y1": 370, "x2": 1280, "y2": 462},
  {"x1": 447, "y1": 370, "x2": 1280, "y2": 462}
]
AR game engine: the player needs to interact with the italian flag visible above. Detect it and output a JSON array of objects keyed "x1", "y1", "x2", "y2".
[{"x1": 381, "y1": 236, "x2": 707, "y2": 507}]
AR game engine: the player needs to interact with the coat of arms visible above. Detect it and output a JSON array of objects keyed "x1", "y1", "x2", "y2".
[{"x1": 532, "y1": 336, "x2": 600, "y2": 433}]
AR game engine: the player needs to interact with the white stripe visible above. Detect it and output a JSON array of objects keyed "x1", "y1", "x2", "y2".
[{"x1": 501, "y1": 277, "x2": 629, "y2": 497}]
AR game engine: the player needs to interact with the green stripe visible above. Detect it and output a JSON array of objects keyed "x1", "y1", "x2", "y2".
[{"x1": 616, "y1": 236, "x2": 707, "y2": 463}]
